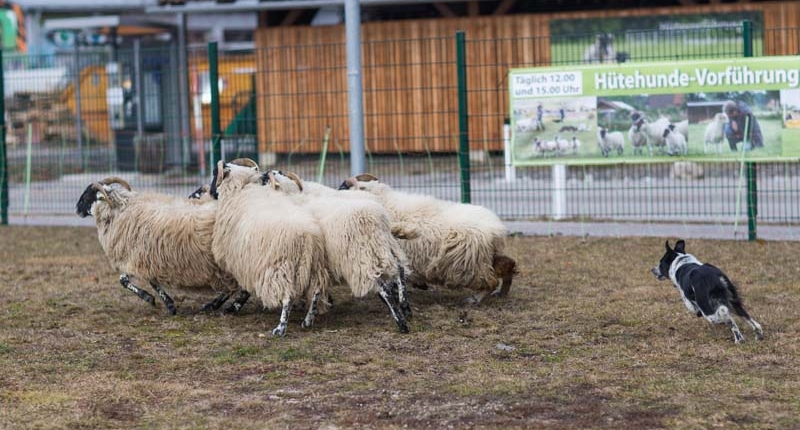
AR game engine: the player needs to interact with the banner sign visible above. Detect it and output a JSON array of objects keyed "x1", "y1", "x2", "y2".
[{"x1": 509, "y1": 56, "x2": 800, "y2": 166}]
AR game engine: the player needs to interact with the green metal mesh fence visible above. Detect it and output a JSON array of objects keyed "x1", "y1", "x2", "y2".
[{"x1": 1, "y1": 23, "x2": 799, "y2": 239}]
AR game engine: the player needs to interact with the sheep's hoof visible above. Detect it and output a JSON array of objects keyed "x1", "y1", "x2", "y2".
[
  {"x1": 465, "y1": 295, "x2": 485, "y2": 306},
  {"x1": 272, "y1": 325, "x2": 287, "y2": 337},
  {"x1": 301, "y1": 318, "x2": 314, "y2": 329},
  {"x1": 396, "y1": 322, "x2": 410, "y2": 334}
]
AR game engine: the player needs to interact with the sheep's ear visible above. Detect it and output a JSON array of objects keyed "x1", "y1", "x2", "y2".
[
  {"x1": 284, "y1": 172, "x2": 303, "y2": 192},
  {"x1": 674, "y1": 240, "x2": 686, "y2": 254}
]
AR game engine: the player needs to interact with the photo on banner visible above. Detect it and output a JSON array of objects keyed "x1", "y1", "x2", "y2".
[
  {"x1": 508, "y1": 56, "x2": 800, "y2": 166},
  {"x1": 549, "y1": 11, "x2": 763, "y2": 65}
]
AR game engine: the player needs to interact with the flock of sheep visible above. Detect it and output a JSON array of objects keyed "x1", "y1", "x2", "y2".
[
  {"x1": 601, "y1": 110, "x2": 728, "y2": 158},
  {"x1": 530, "y1": 110, "x2": 729, "y2": 159},
  {"x1": 76, "y1": 158, "x2": 518, "y2": 336}
]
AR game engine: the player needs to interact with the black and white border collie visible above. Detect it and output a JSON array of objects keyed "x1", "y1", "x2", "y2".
[{"x1": 651, "y1": 240, "x2": 764, "y2": 344}]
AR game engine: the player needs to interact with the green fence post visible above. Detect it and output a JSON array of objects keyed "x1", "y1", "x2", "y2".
[
  {"x1": 456, "y1": 31, "x2": 471, "y2": 204},
  {"x1": 209, "y1": 42, "x2": 222, "y2": 166},
  {"x1": 747, "y1": 163, "x2": 757, "y2": 240},
  {"x1": 0, "y1": 49, "x2": 7, "y2": 225},
  {"x1": 743, "y1": 20, "x2": 757, "y2": 241}
]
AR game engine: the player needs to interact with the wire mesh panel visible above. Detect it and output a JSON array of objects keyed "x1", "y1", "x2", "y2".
[{"x1": 2, "y1": 22, "x2": 800, "y2": 237}]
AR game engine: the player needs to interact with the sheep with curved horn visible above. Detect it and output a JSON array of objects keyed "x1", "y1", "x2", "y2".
[{"x1": 76, "y1": 176, "x2": 242, "y2": 315}]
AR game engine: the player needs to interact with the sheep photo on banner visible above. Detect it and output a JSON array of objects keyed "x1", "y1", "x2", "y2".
[{"x1": 508, "y1": 56, "x2": 800, "y2": 166}]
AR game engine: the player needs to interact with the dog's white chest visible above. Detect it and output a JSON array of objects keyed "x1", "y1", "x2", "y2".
[{"x1": 669, "y1": 254, "x2": 703, "y2": 315}]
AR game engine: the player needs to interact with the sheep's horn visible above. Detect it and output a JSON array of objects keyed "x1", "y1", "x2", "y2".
[
  {"x1": 100, "y1": 176, "x2": 132, "y2": 191},
  {"x1": 227, "y1": 158, "x2": 259, "y2": 171},
  {"x1": 354, "y1": 173, "x2": 379, "y2": 182},
  {"x1": 215, "y1": 160, "x2": 227, "y2": 190},
  {"x1": 283, "y1": 171, "x2": 304, "y2": 192},
  {"x1": 265, "y1": 171, "x2": 281, "y2": 190}
]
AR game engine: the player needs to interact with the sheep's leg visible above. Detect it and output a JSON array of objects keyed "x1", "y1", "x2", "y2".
[
  {"x1": 149, "y1": 282, "x2": 177, "y2": 315},
  {"x1": 272, "y1": 297, "x2": 292, "y2": 337},
  {"x1": 378, "y1": 281, "x2": 409, "y2": 334},
  {"x1": 119, "y1": 274, "x2": 156, "y2": 307},
  {"x1": 201, "y1": 292, "x2": 232, "y2": 312},
  {"x1": 223, "y1": 290, "x2": 251, "y2": 313},
  {"x1": 396, "y1": 265, "x2": 412, "y2": 319},
  {"x1": 301, "y1": 289, "x2": 321, "y2": 328}
]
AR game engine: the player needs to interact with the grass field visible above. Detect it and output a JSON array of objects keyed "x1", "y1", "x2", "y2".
[{"x1": 2, "y1": 226, "x2": 800, "y2": 429}]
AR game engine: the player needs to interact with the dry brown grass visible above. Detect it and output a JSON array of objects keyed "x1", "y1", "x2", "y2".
[{"x1": 1, "y1": 225, "x2": 799, "y2": 429}]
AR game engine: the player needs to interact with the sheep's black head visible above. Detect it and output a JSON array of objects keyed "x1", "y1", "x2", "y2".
[
  {"x1": 262, "y1": 170, "x2": 303, "y2": 192},
  {"x1": 259, "y1": 170, "x2": 281, "y2": 186},
  {"x1": 188, "y1": 184, "x2": 210, "y2": 199},
  {"x1": 76, "y1": 183, "x2": 108, "y2": 218},
  {"x1": 337, "y1": 173, "x2": 378, "y2": 190},
  {"x1": 77, "y1": 177, "x2": 131, "y2": 217}
]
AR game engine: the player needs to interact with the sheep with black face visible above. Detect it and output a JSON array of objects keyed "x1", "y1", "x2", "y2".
[
  {"x1": 262, "y1": 170, "x2": 412, "y2": 333},
  {"x1": 76, "y1": 177, "x2": 244, "y2": 315},
  {"x1": 210, "y1": 160, "x2": 332, "y2": 336}
]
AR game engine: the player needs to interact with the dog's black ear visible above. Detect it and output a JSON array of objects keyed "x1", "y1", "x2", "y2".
[
  {"x1": 665, "y1": 240, "x2": 672, "y2": 252},
  {"x1": 674, "y1": 240, "x2": 686, "y2": 253}
]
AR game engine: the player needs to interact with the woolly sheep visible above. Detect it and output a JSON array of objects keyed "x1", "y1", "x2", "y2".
[
  {"x1": 628, "y1": 123, "x2": 650, "y2": 156},
  {"x1": 554, "y1": 135, "x2": 573, "y2": 155},
  {"x1": 76, "y1": 177, "x2": 243, "y2": 315},
  {"x1": 597, "y1": 127, "x2": 624, "y2": 156},
  {"x1": 663, "y1": 125, "x2": 688, "y2": 156},
  {"x1": 532, "y1": 137, "x2": 557, "y2": 157},
  {"x1": 703, "y1": 113, "x2": 727, "y2": 154},
  {"x1": 210, "y1": 160, "x2": 332, "y2": 336},
  {"x1": 583, "y1": 33, "x2": 616, "y2": 64},
  {"x1": 674, "y1": 119, "x2": 689, "y2": 140},
  {"x1": 262, "y1": 170, "x2": 411, "y2": 333},
  {"x1": 338, "y1": 174, "x2": 517, "y2": 305},
  {"x1": 633, "y1": 115, "x2": 671, "y2": 154}
]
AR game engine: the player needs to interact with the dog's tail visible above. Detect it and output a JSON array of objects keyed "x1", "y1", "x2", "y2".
[{"x1": 721, "y1": 274, "x2": 752, "y2": 319}]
